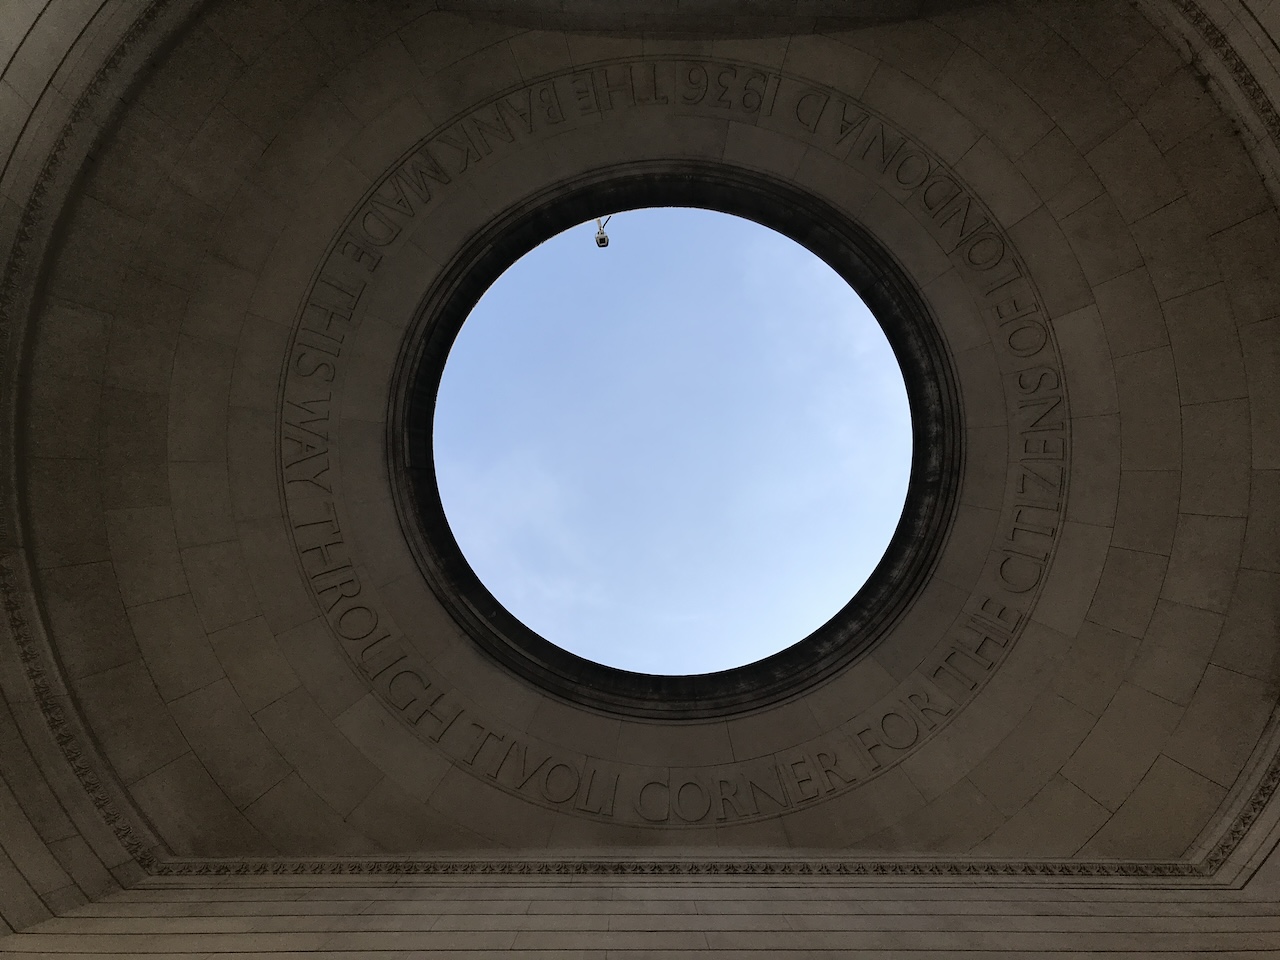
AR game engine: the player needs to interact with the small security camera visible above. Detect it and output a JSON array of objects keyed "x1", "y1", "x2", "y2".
[{"x1": 595, "y1": 232, "x2": 609, "y2": 248}]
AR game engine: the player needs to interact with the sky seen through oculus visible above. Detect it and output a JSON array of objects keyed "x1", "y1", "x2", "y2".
[{"x1": 433, "y1": 207, "x2": 912, "y2": 675}]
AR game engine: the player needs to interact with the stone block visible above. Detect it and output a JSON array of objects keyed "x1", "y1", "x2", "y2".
[
  {"x1": 104, "y1": 506, "x2": 187, "y2": 607},
  {"x1": 1181, "y1": 399, "x2": 1251, "y2": 517},
  {"x1": 1115, "y1": 346, "x2": 1180, "y2": 470},
  {"x1": 126, "y1": 593, "x2": 224, "y2": 703},
  {"x1": 1066, "y1": 414, "x2": 1120, "y2": 527},
  {"x1": 1162, "y1": 514, "x2": 1247, "y2": 613},
  {"x1": 182, "y1": 540, "x2": 261, "y2": 632},
  {"x1": 1164, "y1": 664, "x2": 1275, "y2": 788},
  {"x1": 1062, "y1": 682, "x2": 1182, "y2": 811},
  {"x1": 209, "y1": 616, "x2": 299, "y2": 714},
  {"x1": 40, "y1": 562, "x2": 137, "y2": 680},
  {"x1": 1060, "y1": 193, "x2": 1143, "y2": 287},
  {"x1": 1086, "y1": 119, "x2": 1184, "y2": 224},
  {"x1": 128, "y1": 753, "x2": 274, "y2": 857},
  {"x1": 1079, "y1": 755, "x2": 1225, "y2": 857},
  {"x1": 1087, "y1": 546, "x2": 1166, "y2": 638},
  {"x1": 1129, "y1": 600, "x2": 1224, "y2": 706},
  {"x1": 1242, "y1": 318, "x2": 1280, "y2": 469},
  {"x1": 1129, "y1": 197, "x2": 1219, "y2": 301},
  {"x1": 1094, "y1": 265, "x2": 1167, "y2": 358},
  {"x1": 254, "y1": 687, "x2": 382, "y2": 816},
  {"x1": 972, "y1": 775, "x2": 1110, "y2": 857},
  {"x1": 243, "y1": 774, "x2": 374, "y2": 856},
  {"x1": 75, "y1": 661, "x2": 187, "y2": 785},
  {"x1": 1163, "y1": 284, "x2": 1246, "y2": 405},
  {"x1": 170, "y1": 678, "x2": 290, "y2": 810},
  {"x1": 967, "y1": 693, "x2": 1094, "y2": 817},
  {"x1": 1212, "y1": 569, "x2": 1280, "y2": 684}
]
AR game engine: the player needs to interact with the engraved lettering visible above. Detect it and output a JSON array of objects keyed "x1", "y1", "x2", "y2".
[
  {"x1": 460, "y1": 722, "x2": 504, "y2": 764},
  {"x1": 336, "y1": 235, "x2": 381, "y2": 272},
  {"x1": 335, "y1": 604, "x2": 378, "y2": 641},
  {"x1": 934, "y1": 194, "x2": 990, "y2": 253},
  {"x1": 468, "y1": 103, "x2": 515, "y2": 154},
  {"x1": 783, "y1": 756, "x2": 821, "y2": 802},
  {"x1": 292, "y1": 349, "x2": 335, "y2": 382},
  {"x1": 357, "y1": 206, "x2": 401, "y2": 246},
  {"x1": 740, "y1": 70, "x2": 768, "y2": 113},
  {"x1": 1021, "y1": 433, "x2": 1066, "y2": 459},
  {"x1": 813, "y1": 750, "x2": 858, "y2": 791},
  {"x1": 594, "y1": 64, "x2": 634, "y2": 110},
  {"x1": 679, "y1": 63, "x2": 709, "y2": 104},
  {"x1": 532, "y1": 81, "x2": 564, "y2": 124},
  {"x1": 575, "y1": 766, "x2": 619, "y2": 817},
  {"x1": 711, "y1": 66, "x2": 736, "y2": 109},
  {"x1": 540, "y1": 761, "x2": 581, "y2": 804},
  {"x1": 794, "y1": 88, "x2": 829, "y2": 133},
  {"x1": 673, "y1": 779, "x2": 712, "y2": 822},
  {"x1": 962, "y1": 232, "x2": 1006, "y2": 270},
  {"x1": 977, "y1": 596, "x2": 1025, "y2": 632},
  {"x1": 1005, "y1": 318, "x2": 1049, "y2": 358},
  {"x1": 859, "y1": 121, "x2": 904, "y2": 173},
  {"x1": 716, "y1": 776, "x2": 748, "y2": 820},
  {"x1": 566, "y1": 72, "x2": 598, "y2": 116},
  {"x1": 878, "y1": 709, "x2": 919, "y2": 750},
  {"x1": 500, "y1": 89, "x2": 535, "y2": 133},
  {"x1": 634, "y1": 63, "x2": 669, "y2": 106},
  {"x1": 636, "y1": 778, "x2": 670, "y2": 822},
  {"x1": 277, "y1": 58, "x2": 1072, "y2": 818},
  {"x1": 998, "y1": 553, "x2": 1043, "y2": 592},
  {"x1": 920, "y1": 176, "x2": 962, "y2": 214},
  {"x1": 902, "y1": 682, "x2": 956, "y2": 730},
  {"x1": 835, "y1": 101, "x2": 870, "y2": 148},
  {"x1": 397, "y1": 147, "x2": 453, "y2": 200},
  {"x1": 745, "y1": 766, "x2": 790, "y2": 813},
  {"x1": 892, "y1": 150, "x2": 931, "y2": 190},
  {"x1": 434, "y1": 127, "x2": 482, "y2": 173}
]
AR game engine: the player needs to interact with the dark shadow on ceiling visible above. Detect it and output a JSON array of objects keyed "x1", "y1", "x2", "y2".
[{"x1": 437, "y1": 0, "x2": 1000, "y2": 37}]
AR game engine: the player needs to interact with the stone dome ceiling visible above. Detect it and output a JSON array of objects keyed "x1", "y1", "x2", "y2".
[{"x1": 1, "y1": 0, "x2": 1279, "y2": 954}]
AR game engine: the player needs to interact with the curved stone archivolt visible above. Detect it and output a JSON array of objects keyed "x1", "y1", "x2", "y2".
[{"x1": 0, "y1": 0, "x2": 1279, "y2": 953}]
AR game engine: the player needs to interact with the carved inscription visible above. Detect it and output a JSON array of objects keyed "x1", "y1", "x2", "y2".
[{"x1": 278, "y1": 58, "x2": 1070, "y2": 824}]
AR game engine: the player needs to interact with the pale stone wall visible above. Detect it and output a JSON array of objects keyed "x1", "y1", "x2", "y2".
[{"x1": 1, "y1": 0, "x2": 1280, "y2": 952}]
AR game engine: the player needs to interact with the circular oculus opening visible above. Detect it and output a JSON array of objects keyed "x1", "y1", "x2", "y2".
[
  {"x1": 433, "y1": 208, "x2": 912, "y2": 676},
  {"x1": 392, "y1": 164, "x2": 962, "y2": 719}
]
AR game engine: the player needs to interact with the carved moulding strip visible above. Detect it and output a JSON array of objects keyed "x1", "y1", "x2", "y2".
[
  {"x1": 0, "y1": 0, "x2": 205, "y2": 879},
  {"x1": 1141, "y1": 0, "x2": 1280, "y2": 199},
  {"x1": 1195, "y1": 708, "x2": 1280, "y2": 875},
  {"x1": 1166, "y1": 0, "x2": 1280, "y2": 143},
  {"x1": 0, "y1": 557, "x2": 158, "y2": 869},
  {"x1": 148, "y1": 855, "x2": 1207, "y2": 885}
]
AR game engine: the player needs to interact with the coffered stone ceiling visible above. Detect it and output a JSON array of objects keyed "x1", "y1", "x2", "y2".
[{"x1": 1, "y1": 0, "x2": 1279, "y2": 955}]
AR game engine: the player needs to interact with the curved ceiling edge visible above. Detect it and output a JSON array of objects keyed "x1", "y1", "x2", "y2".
[{"x1": 0, "y1": 0, "x2": 210, "y2": 882}]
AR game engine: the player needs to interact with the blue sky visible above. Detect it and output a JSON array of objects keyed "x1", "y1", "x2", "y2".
[{"x1": 433, "y1": 208, "x2": 912, "y2": 675}]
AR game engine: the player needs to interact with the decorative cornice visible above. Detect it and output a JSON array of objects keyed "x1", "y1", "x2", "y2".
[
  {"x1": 0, "y1": 557, "x2": 156, "y2": 870},
  {"x1": 1200, "y1": 719, "x2": 1280, "y2": 873},
  {"x1": 149, "y1": 855, "x2": 1204, "y2": 881},
  {"x1": 0, "y1": 0, "x2": 188, "y2": 879},
  {"x1": 1165, "y1": 0, "x2": 1280, "y2": 143},
  {"x1": 0, "y1": 0, "x2": 175, "y2": 322}
]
